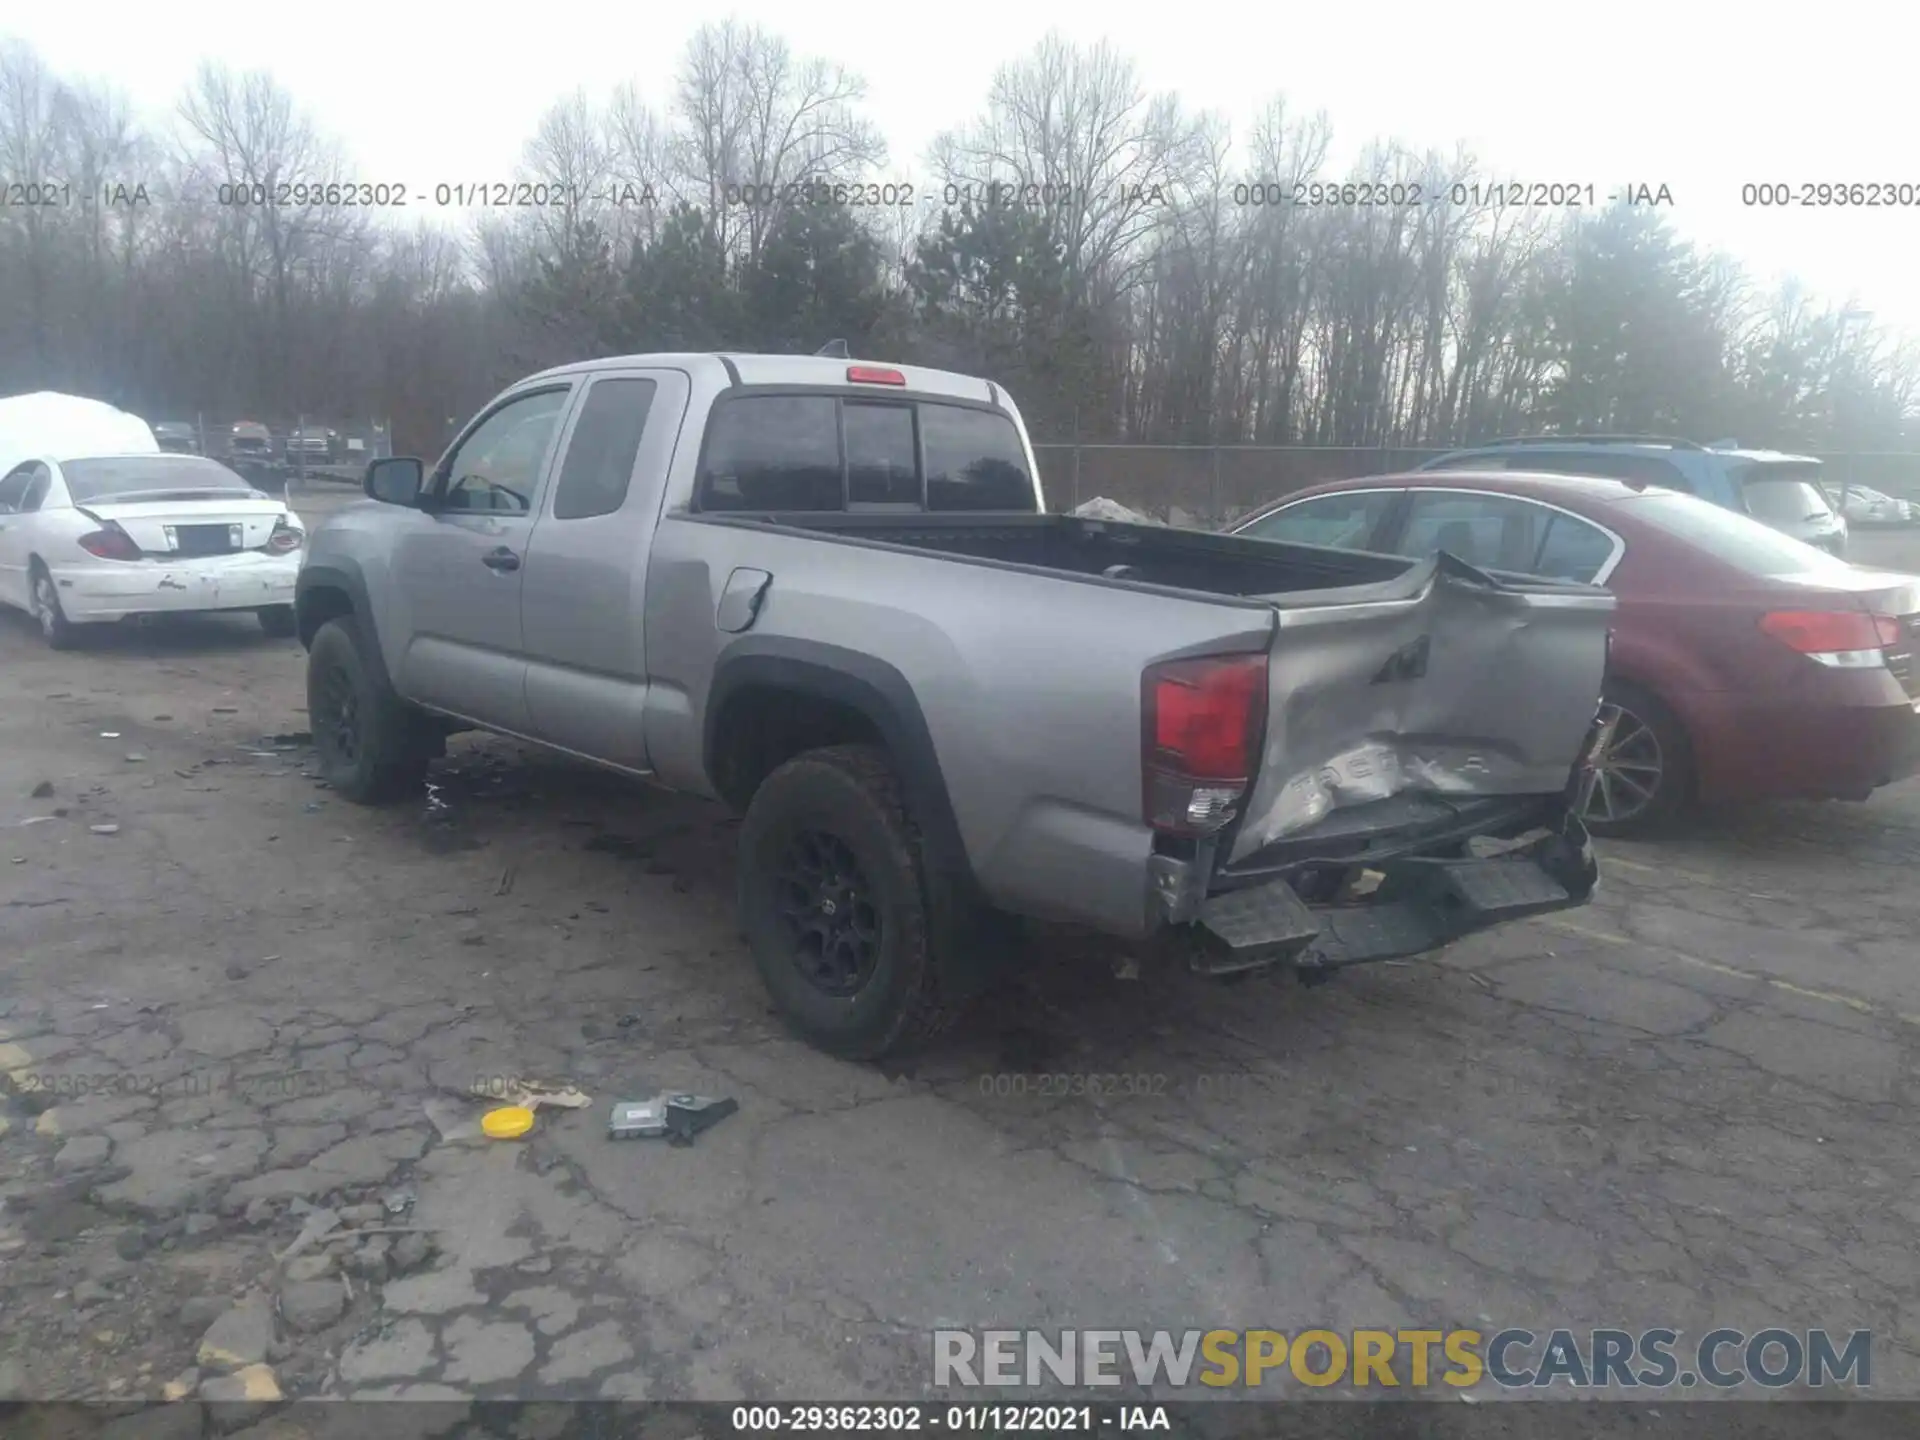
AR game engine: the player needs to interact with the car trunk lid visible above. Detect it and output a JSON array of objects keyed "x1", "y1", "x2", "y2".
[
  {"x1": 1229, "y1": 551, "x2": 1615, "y2": 860},
  {"x1": 78, "y1": 495, "x2": 290, "y2": 556}
]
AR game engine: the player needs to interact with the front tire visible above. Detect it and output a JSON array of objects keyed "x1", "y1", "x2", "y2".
[
  {"x1": 257, "y1": 605, "x2": 297, "y2": 638},
  {"x1": 1581, "y1": 680, "x2": 1693, "y2": 837},
  {"x1": 306, "y1": 616, "x2": 432, "y2": 805},
  {"x1": 29, "y1": 563, "x2": 78, "y2": 651},
  {"x1": 737, "y1": 744, "x2": 965, "y2": 1060}
]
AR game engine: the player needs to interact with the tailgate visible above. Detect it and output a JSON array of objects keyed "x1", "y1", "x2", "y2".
[{"x1": 1230, "y1": 551, "x2": 1614, "y2": 862}]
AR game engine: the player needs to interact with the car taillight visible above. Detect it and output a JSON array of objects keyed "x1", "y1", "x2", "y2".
[
  {"x1": 1142, "y1": 653, "x2": 1267, "y2": 835},
  {"x1": 846, "y1": 365, "x2": 905, "y2": 386},
  {"x1": 77, "y1": 525, "x2": 142, "y2": 561},
  {"x1": 1758, "y1": 609, "x2": 1899, "y2": 668},
  {"x1": 266, "y1": 520, "x2": 305, "y2": 554}
]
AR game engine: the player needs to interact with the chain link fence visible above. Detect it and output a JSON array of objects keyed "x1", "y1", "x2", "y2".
[
  {"x1": 152, "y1": 413, "x2": 393, "y2": 489},
  {"x1": 1032, "y1": 443, "x2": 1920, "y2": 527}
]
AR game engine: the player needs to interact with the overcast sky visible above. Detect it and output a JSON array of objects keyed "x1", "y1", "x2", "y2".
[{"x1": 9, "y1": 0, "x2": 1914, "y2": 337}]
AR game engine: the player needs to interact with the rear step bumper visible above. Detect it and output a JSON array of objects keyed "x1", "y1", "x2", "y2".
[{"x1": 1162, "y1": 804, "x2": 1597, "y2": 978}]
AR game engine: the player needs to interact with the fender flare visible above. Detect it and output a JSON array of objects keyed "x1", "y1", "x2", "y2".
[
  {"x1": 295, "y1": 559, "x2": 397, "y2": 693},
  {"x1": 705, "y1": 637, "x2": 978, "y2": 901}
]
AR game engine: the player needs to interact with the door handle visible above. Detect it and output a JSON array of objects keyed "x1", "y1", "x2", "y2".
[{"x1": 482, "y1": 548, "x2": 520, "y2": 573}]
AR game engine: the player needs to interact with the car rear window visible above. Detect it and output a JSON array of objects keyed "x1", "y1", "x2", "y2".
[
  {"x1": 696, "y1": 394, "x2": 1035, "y2": 513},
  {"x1": 1620, "y1": 491, "x2": 1854, "y2": 576},
  {"x1": 1736, "y1": 464, "x2": 1834, "y2": 523},
  {"x1": 62, "y1": 456, "x2": 255, "y2": 502}
]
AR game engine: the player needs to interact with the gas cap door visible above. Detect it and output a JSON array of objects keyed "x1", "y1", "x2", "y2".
[{"x1": 716, "y1": 567, "x2": 773, "y2": 633}]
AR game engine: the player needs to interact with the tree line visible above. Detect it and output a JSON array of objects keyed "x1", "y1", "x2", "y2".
[{"x1": 2, "y1": 27, "x2": 1914, "y2": 458}]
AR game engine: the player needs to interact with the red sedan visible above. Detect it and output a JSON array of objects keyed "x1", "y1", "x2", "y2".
[{"x1": 1230, "y1": 469, "x2": 1920, "y2": 834}]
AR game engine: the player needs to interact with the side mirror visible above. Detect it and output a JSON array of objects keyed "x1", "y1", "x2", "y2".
[{"x1": 366, "y1": 457, "x2": 425, "y2": 507}]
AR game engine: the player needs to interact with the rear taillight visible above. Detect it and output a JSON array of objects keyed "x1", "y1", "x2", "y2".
[
  {"x1": 1758, "y1": 609, "x2": 1899, "y2": 669},
  {"x1": 1142, "y1": 653, "x2": 1267, "y2": 835},
  {"x1": 846, "y1": 365, "x2": 905, "y2": 386},
  {"x1": 266, "y1": 520, "x2": 305, "y2": 554},
  {"x1": 77, "y1": 524, "x2": 141, "y2": 561}
]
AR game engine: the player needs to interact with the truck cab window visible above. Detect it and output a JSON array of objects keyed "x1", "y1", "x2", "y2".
[
  {"x1": 552, "y1": 378, "x2": 657, "y2": 520},
  {"x1": 922, "y1": 405, "x2": 1034, "y2": 511},
  {"x1": 845, "y1": 403, "x2": 918, "y2": 506},
  {"x1": 438, "y1": 389, "x2": 570, "y2": 514},
  {"x1": 698, "y1": 396, "x2": 842, "y2": 511}
]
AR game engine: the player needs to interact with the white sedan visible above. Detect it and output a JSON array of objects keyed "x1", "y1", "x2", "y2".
[
  {"x1": 0, "y1": 452, "x2": 305, "y2": 648},
  {"x1": 1827, "y1": 484, "x2": 1916, "y2": 526}
]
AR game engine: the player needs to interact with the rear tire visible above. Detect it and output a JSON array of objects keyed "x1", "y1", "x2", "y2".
[
  {"x1": 1581, "y1": 679, "x2": 1692, "y2": 837},
  {"x1": 29, "y1": 563, "x2": 78, "y2": 651},
  {"x1": 737, "y1": 744, "x2": 966, "y2": 1060},
  {"x1": 257, "y1": 605, "x2": 297, "y2": 638},
  {"x1": 306, "y1": 616, "x2": 432, "y2": 805}
]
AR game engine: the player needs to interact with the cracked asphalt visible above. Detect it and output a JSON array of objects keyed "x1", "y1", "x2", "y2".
[{"x1": 3, "y1": 494, "x2": 1920, "y2": 1423}]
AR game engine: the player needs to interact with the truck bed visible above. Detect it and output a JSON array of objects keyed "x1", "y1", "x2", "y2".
[{"x1": 780, "y1": 511, "x2": 1413, "y2": 599}]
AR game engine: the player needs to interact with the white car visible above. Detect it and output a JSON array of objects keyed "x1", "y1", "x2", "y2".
[
  {"x1": 0, "y1": 452, "x2": 306, "y2": 648},
  {"x1": 1825, "y1": 483, "x2": 1915, "y2": 526}
]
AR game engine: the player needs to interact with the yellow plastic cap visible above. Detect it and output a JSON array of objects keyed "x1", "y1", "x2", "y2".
[{"x1": 481, "y1": 1105, "x2": 535, "y2": 1139}]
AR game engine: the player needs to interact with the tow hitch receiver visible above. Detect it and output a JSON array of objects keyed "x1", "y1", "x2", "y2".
[{"x1": 1187, "y1": 828, "x2": 1593, "y2": 979}]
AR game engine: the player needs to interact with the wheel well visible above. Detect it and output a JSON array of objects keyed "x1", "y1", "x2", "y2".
[
  {"x1": 708, "y1": 685, "x2": 884, "y2": 811},
  {"x1": 297, "y1": 586, "x2": 355, "y2": 649},
  {"x1": 1605, "y1": 674, "x2": 1696, "y2": 787}
]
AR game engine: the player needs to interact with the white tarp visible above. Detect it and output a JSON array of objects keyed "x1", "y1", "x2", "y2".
[
  {"x1": 0, "y1": 391, "x2": 158, "y2": 479},
  {"x1": 1070, "y1": 496, "x2": 1162, "y2": 525}
]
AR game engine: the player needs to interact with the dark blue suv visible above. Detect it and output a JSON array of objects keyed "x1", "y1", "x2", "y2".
[{"x1": 1417, "y1": 435, "x2": 1848, "y2": 556}]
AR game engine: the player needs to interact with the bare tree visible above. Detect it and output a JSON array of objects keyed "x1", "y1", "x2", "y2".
[
  {"x1": 0, "y1": 32, "x2": 1914, "y2": 462},
  {"x1": 0, "y1": 41, "x2": 69, "y2": 379},
  {"x1": 670, "y1": 20, "x2": 884, "y2": 265}
]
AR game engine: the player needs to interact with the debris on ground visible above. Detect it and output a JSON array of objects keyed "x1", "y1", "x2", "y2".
[
  {"x1": 500, "y1": 1080, "x2": 590, "y2": 1111},
  {"x1": 277, "y1": 1208, "x2": 340, "y2": 1261},
  {"x1": 30, "y1": 780, "x2": 53, "y2": 798},
  {"x1": 608, "y1": 1097, "x2": 668, "y2": 1139},
  {"x1": 88, "y1": 824, "x2": 121, "y2": 835},
  {"x1": 482, "y1": 1105, "x2": 536, "y2": 1139},
  {"x1": 609, "y1": 1093, "x2": 739, "y2": 1146}
]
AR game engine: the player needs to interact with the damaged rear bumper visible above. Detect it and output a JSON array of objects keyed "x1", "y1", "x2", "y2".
[
  {"x1": 1148, "y1": 791, "x2": 1598, "y2": 978},
  {"x1": 53, "y1": 551, "x2": 300, "y2": 623}
]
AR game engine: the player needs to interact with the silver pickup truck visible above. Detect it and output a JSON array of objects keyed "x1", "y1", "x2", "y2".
[{"x1": 295, "y1": 352, "x2": 1613, "y2": 1058}]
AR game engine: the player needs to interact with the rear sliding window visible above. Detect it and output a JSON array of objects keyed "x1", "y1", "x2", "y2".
[
  {"x1": 696, "y1": 394, "x2": 1034, "y2": 513},
  {"x1": 1622, "y1": 491, "x2": 1853, "y2": 576}
]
